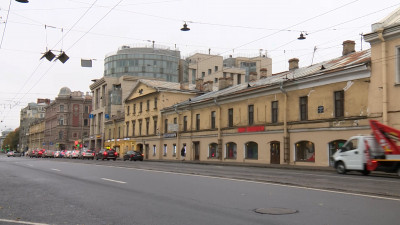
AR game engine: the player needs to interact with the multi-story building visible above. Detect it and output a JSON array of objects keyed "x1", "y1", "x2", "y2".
[
  {"x1": 364, "y1": 8, "x2": 400, "y2": 129},
  {"x1": 19, "y1": 98, "x2": 50, "y2": 152},
  {"x1": 89, "y1": 45, "x2": 187, "y2": 151},
  {"x1": 0, "y1": 128, "x2": 13, "y2": 150},
  {"x1": 186, "y1": 53, "x2": 272, "y2": 89},
  {"x1": 28, "y1": 119, "x2": 45, "y2": 150},
  {"x1": 121, "y1": 80, "x2": 200, "y2": 159},
  {"x1": 161, "y1": 41, "x2": 371, "y2": 166},
  {"x1": 44, "y1": 87, "x2": 92, "y2": 150}
]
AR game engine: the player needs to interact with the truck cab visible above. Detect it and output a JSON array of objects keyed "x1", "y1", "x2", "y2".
[{"x1": 333, "y1": 136, "x2": 381, "y2": 175}]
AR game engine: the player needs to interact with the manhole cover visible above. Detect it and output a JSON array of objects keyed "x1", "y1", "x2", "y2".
[{"x1": 254, "y1": 207, "x2": 298, "y2": 215}]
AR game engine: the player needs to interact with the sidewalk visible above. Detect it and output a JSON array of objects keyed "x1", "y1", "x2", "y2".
[{"x1": 150, "y1": 159, "x2": 335, "y2": 172}]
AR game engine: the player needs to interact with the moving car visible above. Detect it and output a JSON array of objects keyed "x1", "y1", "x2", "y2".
[
  {"x1": 79, "y1": 149, "x2": 95, "y2": 160},
  {"x1": 96, "y1": 149, "x2": 118, "y2": 161},
  {"x1": 123, "y1": 151, "x2": 144, "y2": 161}
]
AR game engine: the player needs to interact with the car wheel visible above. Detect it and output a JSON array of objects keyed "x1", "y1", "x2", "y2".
[
  {"x1": 361, "y1": 170, "x2": 370, "y2": 176},
  {"x1": 140, "y1": 159, "x2": 143, "y2": 161},
  {"x1": 92, "y1": 158, "x2": 94, "y2": 160},
  {"x1": 107, "y1": 159, "x2": 110, "y2": 161},
  {"x1": 102, "y1": 158, "x2": 104, "y2": 161},
  {"x1": 133, "y1": 159, "x2": 137, "y2": 161},
  {"x1": 96, "y1": 158, "x2": 98, "y2": 160},
  {"x1": 336, "y1": 162, "x2": 346, "y2": 174},
  {"x1": 129, "y1": 157, "x2": 133, "y2": 161},
  {"x1": 396, "y1": 167, "x2": 400, "y2": 177},
  {"x1": 113, "y1": 158, "x2": 116, "y2": 161}
]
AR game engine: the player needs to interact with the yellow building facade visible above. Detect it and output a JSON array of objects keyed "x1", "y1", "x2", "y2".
[
  {"x1": 28, "y1": 119, "x2": 45, "y2": 150},
  {"x1": 161, "y1": 43, "x2": 371, "y2": 167}
]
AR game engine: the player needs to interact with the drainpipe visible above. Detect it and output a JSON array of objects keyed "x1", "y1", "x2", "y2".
[
  {"x1": 377, "y1": 29, "x2": 388, "y2": 125},
  {"x1": 280, "y1": 82, "x2": 289, "y2": 164},
  {"x1": 214, "y1": 98, "x2": 222, "y2": 160},
  {"x1": 174, "y1": 105, "x2": 180, "y2": 160}
]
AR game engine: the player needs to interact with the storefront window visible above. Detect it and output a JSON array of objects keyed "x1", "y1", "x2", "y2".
[
  {"x1": 226, "y1": 142, "x2": 237, "y2": 159},
  {"x1": 295, "y1": 141, "x2": 315, "y2": 162},
  {"x1": 209, "y1": 143, "x2": 218, "y2": 158},
  {"x1": 245, "y1": 142, "x2": 258, "y2": 159},
  {"x1": 328, "y1": 140, "x2": 346, "y2": 166}
]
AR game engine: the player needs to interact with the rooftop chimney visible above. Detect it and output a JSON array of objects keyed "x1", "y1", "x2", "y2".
[
  {"x1": 249, "y1": 72, "x2": 258, "y2": 82},
  {"x1": 342, "y1": 40, "x2": 355, "y2": 56},
  {"x1": 195, "y1": 78, "x2": 204, "y2": 91},
  {"x1": 218, "y1": 77, "x2": 233, "y2": 90},
  {"x1": 203, "y1": 81, "x2": 214, "y2": 92},
  {"x1": 289, "y1": 58, "x2": 299, "y2": 70}
]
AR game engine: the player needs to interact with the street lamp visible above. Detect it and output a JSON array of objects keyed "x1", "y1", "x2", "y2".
[
  {"x1": 180, "y1": 22, "x2": 190, "y2": 31},
  {"x1": 15, "y1": 0, "x2": 29, "y2": 3}
]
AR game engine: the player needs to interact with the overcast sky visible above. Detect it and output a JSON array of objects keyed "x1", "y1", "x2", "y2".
[{"x1": 0, "y1": 0, "x2": 399, "y2": 132}]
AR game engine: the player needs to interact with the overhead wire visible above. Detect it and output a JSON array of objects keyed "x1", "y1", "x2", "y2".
[{"x1": 0, "y1": 0, "x2": 12, "y2": 49}]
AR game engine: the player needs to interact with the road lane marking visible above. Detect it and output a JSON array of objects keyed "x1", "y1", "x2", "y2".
[
  {"x1": 101, "y1": 178, "x2": 126, "y2": 184},
  {"x1": 0, "y1": 218, "x2": 50, "y2": 225},
  {"x1": 98, "y1": 165, "x2": 400, "y2": 202},
  {"x1": 51, "y1": 168, "x2": 61, "y2": 172}
]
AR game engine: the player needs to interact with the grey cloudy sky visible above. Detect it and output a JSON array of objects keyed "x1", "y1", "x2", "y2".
[{"x1": 0, "y1": 0, "x2": 399, "y2": 132}]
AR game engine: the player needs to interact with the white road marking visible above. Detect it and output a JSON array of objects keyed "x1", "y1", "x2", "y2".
[
  {"x1": 101, "y1": 178, "x2": 126, "y2": 184},
  {"x1": 100, "y1": 165, "x2": 400, "y2": 202},
  {"x1": 51, "y1": 168, "x2": 61, "y2": 172},
  {"x1": 26, "y1": 164, "x2": 33, "y2": 167},
  {"x1": 0, "y1": 218, "x2": 49, "y2": 225}
]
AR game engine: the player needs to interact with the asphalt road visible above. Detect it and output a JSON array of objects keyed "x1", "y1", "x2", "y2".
[{"x1": 1, "y1": 156, "x2": 400, "y2": 225}]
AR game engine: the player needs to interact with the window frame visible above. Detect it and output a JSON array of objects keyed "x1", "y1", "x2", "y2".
[
  {"x1": 299, "y1": 96, "x2": 308, "y2": 121},
  {"x1": 228, "y1": 108, "x2": 233, "y2": 127},
  {"x1": 248, "y1": 105, "x2": 254, "y2": 125},
  {"x1": 211, "y1": 111, "x2": 216, "y2": 129},
  {"x1": 271, "y1": 101, "x2": 278, "y2": 123},
  {"x1": 196, "y1": 114, "x2": 200, "y2": 131},
  {"x1": 334, "y1": 90, "x2": 344, "y2": 118}
]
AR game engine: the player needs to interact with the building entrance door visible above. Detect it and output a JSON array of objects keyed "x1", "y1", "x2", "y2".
[
  {"x1": 193, "y1": 142, "x2": 200, "y2": 160},
  {"x1": 270, "y1": 142, "x2": 280, "y2": 164}
]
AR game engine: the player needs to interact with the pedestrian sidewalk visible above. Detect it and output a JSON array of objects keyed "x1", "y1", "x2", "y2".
[{"x1": 150, "y1": 159, "x2": 334, "y2": 172}]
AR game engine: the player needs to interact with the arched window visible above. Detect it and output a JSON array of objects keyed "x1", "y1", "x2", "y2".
[
  {"x1": 245, "y1": 142, "x2": 258, "y2": 159},
  {"x1": 226, "y1": 142, "x2": 237, "y2": 159},
  {"x1": 295, "y1": 141, "x2": 315, "y2": 162},
  {"x1": 209, "y1": 143, "x2": 218, "y2": 158}
]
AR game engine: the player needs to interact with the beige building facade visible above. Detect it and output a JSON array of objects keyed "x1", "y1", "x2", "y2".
[
  {"x1": 28, "y1": 119, "x2": 45, "y2": 150},
  {"x1": 123, "y1": 80, "x2": 200, "y2": 159},
  {"x1": 161, "y1": 42, "x2": 371, "y2": 167}
]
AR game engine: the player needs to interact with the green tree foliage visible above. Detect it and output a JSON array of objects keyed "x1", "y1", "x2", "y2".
[{"x1": 2, "y1": 128, "x2": 20, "y2": 151}]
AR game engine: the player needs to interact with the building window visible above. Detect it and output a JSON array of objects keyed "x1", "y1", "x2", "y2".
[
  {"x1": 183, "y1": 116, "x2": 187, "y2": 131},
  {"x1": 214, "y1": 78, "x2": 218, "y2": 83},
  {"x1": 146, "y1": 118, "x2": 149, "y2": 135},
  {"x1": 139, "y1": 102, "x2": 143, "y2": 113},
  {"x1": 299, "y1": 96, "x2": 308, "y2": 121},
  {"x1": 215, "y1": 66, "x2": 218, "y2": 72},
  {"x1": 60, "y1": 105, "x2": 64, "y2": 112},
  {"x1": 59, "y1": 131, "x2": 63, "y2": 140},
  {"x1": 59, "y1": 116, "x2": 64, "y2": 125},
  {"x1": 154, "y1": 98, "x2": 158, "y2": 109},
  {"x1": 126, "y1": 122, "x2": 130, "y2": 137},
  {"x1": 196, "y1": 114, "x2": 200, "y2": 131},
  {"x1": 228, "y1": 108, "x2": 233, "y2": 127},
  {"x1": 271, "y1": 101, "x2": 278, "y2": 123},
  {"x1": 245, "y1": 142, "x2": 258, "y2": 159},
  {"x1": 118, "y1": 127, "x2": 121, "y2": 138},
  {"x1": 84, "y1": 119, "x2": 88, "y2": 126},
  {"x1": 209, "y1": 143, "x2": 218, "y2": 158},
  {"x1": 164, "y1": 119, "x2": 168, "y2": 133},
  {"x1": 153, "y1": 116, "x2": 158, "y2": 134},
  {"x1": 132, "y1": 120, "x2": 136, "y2": 136},
  {"x1": 163, "y1": 144, "x2": 167, "y2": 156},
  {"x1": 208, "y1": 69, "x2": 212, "y2": 75},
  {"x1": 226, "y1": 142, "x2": 237, "y2": 159},
  {"x1": 153, "y1": 145, "x2": 156, "y2": 156},
  {"x1": 108, "y1": 129, "x2": 111, "y2": 139},
  {"x1": 237, "y1": 74, "x2": 241, "y2": 84},
  {"x1": 146, "y1": 100, "x2": 150, "y2": 111},
  {"x1": 133, "y1": 104, "x2": 136, "y2": 114},
  {"x1": 138, "y1": 119, "x2": 142, "y2": 136},
  {"x1": 334, "y1": 90, "x2": 344, "y2": 118},
  {"x1": 73, "y1": 133, "x2": 77, "y2": 138},
  {"x1": 174, "y1": 117, "x2": 177, "y2": 124},
  {"x1": 202, "y1": 72, "x2": 205, "y2": 78},
  {"x1": 173, "y1": 144, "x2": 176, "y2": 157},
  {"x1": 211, "y1": 111, "x2": 216, "y2": 129},
  {"x1": 295, "y1": 141, "x2": 315, "y2": 162},
  {"x1": 192, "y1": 69, "x2": 196, "y2": 84},
  {"x1": 248, "y1": 105, "x2": 254, "y2": 125},
  {"x1": 127, "y1": 106, "x2": 130, "y2": 115},
  {"x1": 85, "y1": 105, "x2": 89, "y2": 113}
]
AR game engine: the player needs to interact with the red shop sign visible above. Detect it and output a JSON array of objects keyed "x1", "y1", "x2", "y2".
[{"x1": 238, "y1": 126, "x2": 265, "y2": 133}]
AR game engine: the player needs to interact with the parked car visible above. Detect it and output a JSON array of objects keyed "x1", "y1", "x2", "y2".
[
  {"x1": 28, "y1": 149, "x2": 37, "y2": 158},
  {"x1": 60, "y1": 150, "x2": 66, "y2": 158},
  {"x1": 12, "y1": 151, "x2": 22, "y2": 157},
  {"x1": 79, "y1": 149, "x2": 95, "y2": 160},
  {"x1": 43, "y1": 150, "x2": 55, "y2": 158},
  {"x1": 70, "y1": 150, "x2": 80, "y2": 159},
  {"x1": 65, "y1": 150, "x2": 72, "y2": 158},
  {"x1": 123, "y1": 151, "x2": 144, "y2": 161},
  {"x1": 36, "y1": 149, "x2": 45, "y2": 158},
  {"x1": 6, "y1": 151, "x2": 14, "y2": 157},
  {"x1": 96, "y1": 149, "x2": 118, "y2": 161}
]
